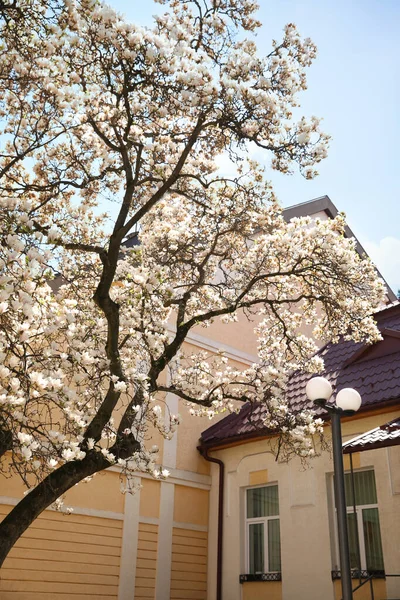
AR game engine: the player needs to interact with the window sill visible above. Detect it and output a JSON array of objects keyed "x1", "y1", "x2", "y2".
[
  {"x1": 331, "y1": 570, "x2": 385, "y2": 580},
  {"x1": 240, "y1": 573, "x2": 282, "y2": 583}
]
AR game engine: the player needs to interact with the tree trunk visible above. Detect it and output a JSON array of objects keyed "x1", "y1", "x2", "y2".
[{"x1": 0, "y1": 451, "x2": 108, "y2": 567}]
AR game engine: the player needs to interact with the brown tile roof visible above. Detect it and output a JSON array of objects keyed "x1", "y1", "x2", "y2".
[
  {"x1": 343, "y1": 417, "x2": 400, "y2": 454},
  {"x1": 200, "y1": 303, "x2": 400, "y2": 448}
]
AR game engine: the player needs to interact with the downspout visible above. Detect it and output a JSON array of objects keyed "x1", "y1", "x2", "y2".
[{"x1": 198, "y1": 445, "x2": 224, "y2": 600}]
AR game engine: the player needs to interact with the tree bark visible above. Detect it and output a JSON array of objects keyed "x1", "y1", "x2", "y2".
[
  {"x1": 0, "y1": 451, "x2": 109, "y2": 567},
  {"x1": 0, "y1": 427, "x2": 12, "y2": 460}
]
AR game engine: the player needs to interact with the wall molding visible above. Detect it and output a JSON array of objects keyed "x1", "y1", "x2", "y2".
[
  {"x1": 139, "y1": 516, "x2": 159, "y2": 526},
  {"x1": 172, "y1": 522, "x2": 208, "y2": 532},
  {"x1": 108, "y1": 466, "x2": 211, "y2": 490},
  {"x1": 138, "y1": 515, "x2": 208, "y2": 533},
  {"x1": 156, "y1": 482, "x2": 175, "y2": 599},
  {"x1": 166, "y1": 324, "x2": 257, "y2": 365},
  {"x1": 118, "y1": 482, "x2": 141, "y2": 600}
]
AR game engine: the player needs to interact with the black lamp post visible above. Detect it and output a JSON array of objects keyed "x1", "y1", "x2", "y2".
[{"x1": 306, "y1": 377, "x2": 362, "y2": 600}]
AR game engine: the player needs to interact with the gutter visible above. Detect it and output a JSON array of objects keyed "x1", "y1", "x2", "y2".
[{"x1": 198, "y1": 444, "x2": 225, "y2": 600}]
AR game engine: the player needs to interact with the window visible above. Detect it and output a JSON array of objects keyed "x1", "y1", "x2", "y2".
[
  {"x1": 335, "y1": 470, "x2": 384, "y2": 573},
  {"x1": 245, "y1": 485, "x2": 281, "y2": 574}
]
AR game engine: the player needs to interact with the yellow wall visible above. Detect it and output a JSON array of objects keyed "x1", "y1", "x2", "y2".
[
  {"x1": 135, "y1": 523, "x2": 158, "y2": 600},
  {"x1": 333, "y1": 578, "x2": 386, "y2": 600},
  {"x1": 242, "y1": 581, "x2": 282, "y2": 600},
  {"x1": 192, "y1": 309, "x2": 261, "y2": 357},
  {"x1": 174, "y1": 485, "x2": 209, "y2": 527},
  {"x1": 341, "y1": 409, "x2": 400, "y2": 438},
  {"x1": 175, "y1": 399, "x2": 211, "y2": 475},
  {"x1": 65, "y1": 470, "x2": 124, "y2": 512},
  {"x1": 0, "y1": 504, "x2": 123, "y2": 600},
  {"x1": 0, "y1": 462, "x2": 124, "y2": 515},
  {"x1": 139, "y1": 479, "x2": 161, "y2": 519},
  {"x1": 249, "y1": 469, "x2": 269, "y2": 486},
  {"x1": 171, "y1": 527, "x2": 208, "y2": 600},
  {"x1": 343, "y1": 452, "x2": 360, "y2": 471}
]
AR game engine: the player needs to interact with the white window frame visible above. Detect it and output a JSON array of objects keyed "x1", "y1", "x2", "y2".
[
  {"x1": 245, "y1": 483, "x2": 281, "y2": 574},
  {"x1": 331, "y1": 469, "x2": 383, "y2": 572},
  {"x1": 346, "y1": 504, "x2": 371, "y2": 570}
]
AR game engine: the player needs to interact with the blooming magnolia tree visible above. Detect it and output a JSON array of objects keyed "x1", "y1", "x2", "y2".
[{"x1": 0, "y1": 0, "x2": 385, "y2": 564}]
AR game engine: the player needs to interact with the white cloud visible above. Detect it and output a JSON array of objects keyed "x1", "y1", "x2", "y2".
[{"x1": 364, "y1": 237, "x2": 400, "y2": 296}]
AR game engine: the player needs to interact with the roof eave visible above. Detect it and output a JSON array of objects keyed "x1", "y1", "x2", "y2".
[{"x1": 200, "y1": 399, "x2": 400, "y2": 451}]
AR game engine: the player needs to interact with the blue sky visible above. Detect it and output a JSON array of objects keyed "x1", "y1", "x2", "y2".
[{"x1": 107, "y1": 0, "x2": 400, "y2": 295}]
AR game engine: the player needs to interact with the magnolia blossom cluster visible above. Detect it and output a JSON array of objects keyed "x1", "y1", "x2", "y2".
[
  {"x1": 138, "y1": 196, "x2": 384, "y2": 460},
  {"x1": 0, "y1": 0, "x2": 387, "y2": 496},
  {"x1": 0, "y1": 0, "x2": 330, "y2": 222}
]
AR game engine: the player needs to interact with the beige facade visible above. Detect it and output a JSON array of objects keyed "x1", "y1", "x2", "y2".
[
  {"x1": 2, "y1": 406, "x2": 399, "y2": 599},
  {"x1": 205, "y1": 407, "x2": 400, "y2": 600}
]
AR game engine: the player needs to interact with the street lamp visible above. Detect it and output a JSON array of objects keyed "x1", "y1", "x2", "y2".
[{"x1": 305, "y1": 376, "x2": 362, "y2": 600}]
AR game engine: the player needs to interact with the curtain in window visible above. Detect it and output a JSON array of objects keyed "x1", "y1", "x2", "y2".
[
  {"x1": 344, "y1": 470, "x2": 377, "y2": 507},
  {"x1": 268, "y1": 519, "x2": 281, "y2": 572},
  {"x1": 249, "y1": 523, "x2": 264, "y2": 574},
  {"x1": 363, "y1": 508, "x2": 384, "y2": 571},
  {"x1": 346, "y1": 512, "x2": 360, "y2": 569},
  {"x1": 247, "y1": 486, "x2": 279, "y2": 518}
]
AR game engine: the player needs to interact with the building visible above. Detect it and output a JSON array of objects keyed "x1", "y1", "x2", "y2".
[
  {"x1": 200, "y1": 302, "x2": 400, "y2": 600},
  {"x1": 0, "y1": 197, "x2": 398, "y2": 600}
]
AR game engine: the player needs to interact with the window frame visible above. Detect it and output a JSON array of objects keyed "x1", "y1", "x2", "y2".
[{"x1": 245, "y1": 483, "x2": 281, "y2": 575}]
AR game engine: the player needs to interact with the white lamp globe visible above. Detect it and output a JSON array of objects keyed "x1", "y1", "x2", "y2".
[
  {"x1": 336, "y1": 388, "x2": 362, "y2": 412},
  {"x1": 305, "y1": 377, "x2": 333, "y2": 401}
]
